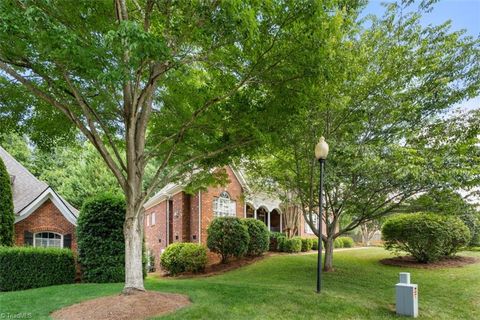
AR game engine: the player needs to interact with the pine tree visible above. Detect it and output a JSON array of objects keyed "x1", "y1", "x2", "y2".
[{"x1": 0, "y1": 157, "x2": 15, "y2": 246}]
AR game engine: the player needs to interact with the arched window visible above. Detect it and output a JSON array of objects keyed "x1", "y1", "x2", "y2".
[
  {"x1": 34, "y1": 232, "x2": 63, "y2": 248},
  {"x1": 304, "y1": 214, "x2": 318, "y2": 234},
  {"x1": 213, "y1": 191, "x2": 236, "y2": 217}
]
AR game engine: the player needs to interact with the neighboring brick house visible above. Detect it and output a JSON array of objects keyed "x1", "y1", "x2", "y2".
[
  {"x1": 144, "y1": 166, "x2": 316, "y2": 270},
  {"x1": 0, "y1": 146, "x2": 78, "y2": 251}
]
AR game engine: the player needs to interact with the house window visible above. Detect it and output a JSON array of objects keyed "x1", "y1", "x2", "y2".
[
  {"x1": 305, "y1": 214, "x2": 319, "y2": 234},
  {"x1": 213, "y1": 191, "x2": 236, "y2": 217},
  {"x1": 34, "y1": 232, "x2": 63, "y2": 248},
  {"x1": 151, "y1": 212, "x2": 156, "y2": 226}
]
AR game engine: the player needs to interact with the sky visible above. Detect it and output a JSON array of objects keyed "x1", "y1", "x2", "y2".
[{"x1": 362, "y1": 0, "x2": 480, "y2": 112}]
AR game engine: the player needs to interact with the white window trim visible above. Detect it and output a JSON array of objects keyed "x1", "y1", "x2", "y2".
[
  {"x1": 146, "y1": 214, "x2": 150, "y2": 227},
  {"x1": 33, "y1": 232, "x2": 63, "y2": 248},
  {"x1": 213, "y1": 192, "x2": 236, "y2": 217},
  {"x1": 151, "y1": 212, "x2": 156, "y2": 225},
  {"x1": 305, "y1": 214, "x2": 319, "y2": 234}
]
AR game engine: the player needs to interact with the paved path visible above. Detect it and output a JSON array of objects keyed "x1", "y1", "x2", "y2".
[{"x1": 302, "y1": 246, "x2": 377, "y2": 255}]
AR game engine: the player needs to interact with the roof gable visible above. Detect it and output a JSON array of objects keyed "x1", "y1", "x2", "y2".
[{"x1": 0, "y1": 146, "x2": 78, "y2": 222}]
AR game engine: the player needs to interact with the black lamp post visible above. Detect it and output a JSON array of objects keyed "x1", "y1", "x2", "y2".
[{"x1": 315, "y1": 136, "x2": 329, "y2": 293}]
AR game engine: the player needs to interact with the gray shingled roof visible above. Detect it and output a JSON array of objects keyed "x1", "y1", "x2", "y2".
[{"x1": 0, "y1": 146, "x2": 78, "y2": 217}]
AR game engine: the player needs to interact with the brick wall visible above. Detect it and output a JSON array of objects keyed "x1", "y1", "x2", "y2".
[
  {"x1": 144, "y1": 200, "x2": 168, "y2": 271},
  {"x1": 171, "y1": 192, "x2": 191, "y2": 243},
  {"x1": 189, "y1": 192, "x2": 200, "y2": 243},
  {"x1": 198, "y1": 166, "x2": 245, "y2": 245},
  {"x1": 14, "y1": 199, "x2": 77, "y2": 251}
]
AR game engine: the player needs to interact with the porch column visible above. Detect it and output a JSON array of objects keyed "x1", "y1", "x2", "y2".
[
  {"x1": 280, "y1": 213, "x2": 283, "y2": 233},
  {"x1": 254, "y1": 208, "x2": 257, "y2": 219},
  {"x1": 268, "y1": 210, "x2": 271, "y2": 231}
]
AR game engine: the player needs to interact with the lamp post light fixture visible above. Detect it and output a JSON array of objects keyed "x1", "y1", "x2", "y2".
[{"x1": 315, "y1": 136, "x2": 329, "y2": 293}]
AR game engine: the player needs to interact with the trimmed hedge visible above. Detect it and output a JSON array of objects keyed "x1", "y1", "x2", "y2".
[
  {"x1": 207, "y1": 217, "x2": 249, "y2": 263},
  {"x1": 0, "y1": 246, "x2": 75, "y2": 291},
  {"x1": 269, "y1": 232, "x2": 286, "y2": 251},
  {"x1": 338, "y1": 237, "x2": 354, "y2": 248},
  {"x1": 301, "y1": 238, "x2": 314, "y2": 252},
  {"x1": 77, "y1": 193, "x2": 126, "y2": 283},
  {"x1": 242, "y1": 218, "x2": 269, "y2": 256},
  {"x1": 160, "y1": 243, "x2": 207, "y2": 275},
  {"x1": 382, "y1": 213, "x2": 471, "y2": 263},
  {"x1": 279, "y1": 237, "x2": 302, "y2": 253},
  {"x1": 0, "y1": 156, "x2": 14, "y2": 246},
  {"x1": 312, "y1": 238, "x2": 319, "y2": 250}
]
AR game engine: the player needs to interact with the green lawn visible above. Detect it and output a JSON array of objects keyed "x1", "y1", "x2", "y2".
[{"x1": 1, "y1": 248, "x2": 479, "y2": 320}]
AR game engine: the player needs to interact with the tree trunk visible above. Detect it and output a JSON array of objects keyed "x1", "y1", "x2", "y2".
[
  {"x1": 323, "y1": 238, "x2": 334, "y2": 272},
  {"x1": 122, "y1": 201, "x2": 145, "y2": 294},
  {"x1": 360, "y1": 224, "x2": 370, "y2": 246}
]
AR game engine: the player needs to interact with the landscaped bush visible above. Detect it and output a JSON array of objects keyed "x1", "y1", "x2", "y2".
[
  {"x1": 382, "y1": 213, "x2": 471, "y2": 263},
  {"x1": 207, "y1": 217, "x2": 249, "y2": 263},
  {"x1": 242, "y1": 218, "x2": 269, "y2": 256},
  {"x1": 160, "y1": 243, "x2": 207, "y2": 275},
  {"x1": 334, "y1": 238, "x2": 344, "y2": 248},
  {"x1": 281, "y1": 237, "x2": 302, "y2": 253},
  {"x1": 269, "y1": 232, "x2": 286, "y2": 251},
  {"x1": 0, "y1": 246, "x2": 75, "y2": 291},
  {"x1": 338, "y1": 236, "x2": 354, "y2": 248},
  {"x1": 301, "y1": 238, "x2": 314, "y2": 252},
  {"x1": 77, "y1": 193, "x2": 126, "y2": 283},
  {"x1": 311, "y1": 238, "x2": 319, "y2": 250}
]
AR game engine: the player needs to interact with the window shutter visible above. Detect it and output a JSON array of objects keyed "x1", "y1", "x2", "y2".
[
  {"x1": 24, "y1": 231, "x2": 33, "y2": 246},
  {"x1": 63, "y1": 234, "x2": 72, "y2": 249}
]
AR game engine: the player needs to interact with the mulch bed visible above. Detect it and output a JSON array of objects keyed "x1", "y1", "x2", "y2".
[
  {"x1": 380, "y1": 255, "x2": 478, "y2": 269},
  {"x1": 50, "y1": 291, "x2": 190, "y2": 320}
]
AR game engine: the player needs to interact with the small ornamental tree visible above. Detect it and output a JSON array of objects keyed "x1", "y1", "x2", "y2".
[
  {"x1": 207, "y1": 217, "x2": 249, "y2": 263},
  {"x1": 242, "y1": 218, "x2": 269, "y2": 256},
  {"x1": 0, "y1": 156, "x2": 14, "y2": 246},
  {"x1": 77, "y1": 193, "x2": 126, "y2": 283}
]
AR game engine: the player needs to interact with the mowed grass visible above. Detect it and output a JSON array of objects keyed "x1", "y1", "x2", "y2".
[{"x1": 1, "y1": 248, "x2": 479, "y2": 320}]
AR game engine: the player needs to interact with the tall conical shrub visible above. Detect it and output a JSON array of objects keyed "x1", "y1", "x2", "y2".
[{"x1": 0, "y1": 157, "x2": 15, "y2": 246}]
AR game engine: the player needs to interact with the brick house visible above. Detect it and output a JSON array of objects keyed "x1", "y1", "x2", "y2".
[
  {"x1": 0, "y1": 146, "x2": 78, "y2": 251},
  {"x1": 144, "y1": 166, "x2": 316, "y2": 270}
]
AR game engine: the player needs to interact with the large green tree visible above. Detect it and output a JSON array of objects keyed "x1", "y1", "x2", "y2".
[
  {"x1": 0, "y1": 0, "x2": 353, "y2": 292},
  {"x1": 245, "y1": 2, "x2": 480, "y2": 271},
  {"x1": 0, "y1": 156, "x2": 15, "y2": 246}
]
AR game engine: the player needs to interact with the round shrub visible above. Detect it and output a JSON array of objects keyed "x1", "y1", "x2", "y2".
[
  {"x1": 161, "y1": 243, "x2": 207, "y2": 275},
  {"x1": 311, "y1": 238, "x2": 319, "y2": 250},
  {"x1": 269, "y1": 232, "x2": 286, "y2": 251},
  {"x1": 0, "y1": 156, "x2": 14, "y2": 246},
  {"x1": 281, "y1": 237, "x2": 302, "y2": 253},
  {"x1": 382, "y1": 213, "x2": 471, "y2": 263},
  {"x1": 77, "y1": 193, "x2": 126, "y2": 283},
  {"x1": 179, "y1": 243, "x2": 207, "y2": 273},
  {"x1": 334, "y1": 238, "x2": 344, "y2": 248},
  {"x1": 338, "y1": 236, "x2": 354, "y2": 248},
  {"x1": 242, "y1": 218, "x2": 269, "y2": 256},
  {"x1": 301, "y1": 238, "x2": 314, "y2": 252},
  {"x1": 207, "y1": 217, "x2": 249, "y2": 263},
  {"x1": 160, "y1": 243, "x2": 184, "y2": 275}
]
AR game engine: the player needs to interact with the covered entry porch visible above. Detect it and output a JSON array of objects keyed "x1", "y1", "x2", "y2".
[{"x1": 244, "y1": 196, "x2": 283, "y2": 232}]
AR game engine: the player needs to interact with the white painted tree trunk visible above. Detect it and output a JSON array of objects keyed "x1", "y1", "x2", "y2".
[{"x1": 123, "y1": 204, "x2": 145, "y2": 294}]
